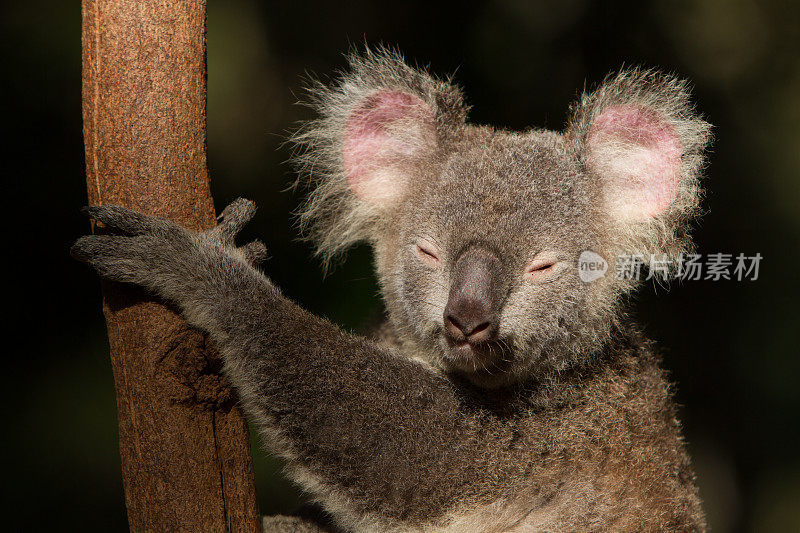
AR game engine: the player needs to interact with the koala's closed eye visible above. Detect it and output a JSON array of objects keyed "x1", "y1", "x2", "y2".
[
  {"x1": 524, "y1": 255, "x2": 563, "y2": 282},
  {"x1": 414, "y1": 238, "x2": 441, "y2": 268}
]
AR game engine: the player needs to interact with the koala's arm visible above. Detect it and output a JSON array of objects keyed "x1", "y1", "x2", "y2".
[{"x1": 72, "y1": 200, "x2": 528, "y2": 529}]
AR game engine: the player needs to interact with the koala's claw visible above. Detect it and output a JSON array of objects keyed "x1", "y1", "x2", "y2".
[
  {"x1": 214, "y1": 198, "x2": 257, "y2": 244},
  {"x1": 70, "y1": 234, "x2": 107, "y2": 263},
  {"x1": 70, "y1": 234, "x2": 153, "y2": 283},
  {"x1": 81, "y1": 204, "x2": 182, "y2": 238},
  {"x1": 241, "y1": 239, "x2": 269, "y2": 265}
]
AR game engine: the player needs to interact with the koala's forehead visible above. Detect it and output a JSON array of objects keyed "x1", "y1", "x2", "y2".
[{"x1": 409, "y1": 129, "x2": 590, "y2": 239}]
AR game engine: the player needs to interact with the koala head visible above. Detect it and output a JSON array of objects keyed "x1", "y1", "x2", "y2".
[{"x1": 294, "y1": 49, "x2": 711, "y2": 387}]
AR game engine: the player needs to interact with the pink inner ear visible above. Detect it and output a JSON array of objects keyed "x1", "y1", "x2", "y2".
[
  {"x1": 588, "y1": 105, "x2": 682, "y2": 218},
  {"x1": 343, "y1": 90, "x2": 433, "y2": 204}
]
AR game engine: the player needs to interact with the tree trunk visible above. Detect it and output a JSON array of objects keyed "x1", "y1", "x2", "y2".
[{"x1": 81, "y1": 1, "x2": 261, "y2": 530}]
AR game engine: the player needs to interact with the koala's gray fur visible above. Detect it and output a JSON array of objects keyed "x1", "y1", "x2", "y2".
[{"x1": 74, "y1": 49, "x2": 711, "y2": 532}]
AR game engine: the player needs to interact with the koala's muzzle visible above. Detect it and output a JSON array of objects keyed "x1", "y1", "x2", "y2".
[{"x1": 444, "y1": 247, "x2": 506, "y2": 345}]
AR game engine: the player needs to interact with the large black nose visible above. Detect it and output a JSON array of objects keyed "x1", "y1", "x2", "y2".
[{"x1": 444, "y1": 247, "x2": 504, "y2": 344}]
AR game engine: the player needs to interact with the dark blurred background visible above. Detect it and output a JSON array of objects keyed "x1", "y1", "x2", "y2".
[{"x1": 5, "y1": 0, "x2": 799, "y2": 531}]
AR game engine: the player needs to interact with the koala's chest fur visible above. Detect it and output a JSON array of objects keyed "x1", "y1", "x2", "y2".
[{"x1": 362, "y1": 321, "x2": 703, "y2": 533}]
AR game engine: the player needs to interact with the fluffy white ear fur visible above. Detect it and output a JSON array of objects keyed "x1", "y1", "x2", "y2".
[
  {"x1": 587, "y1": 104, "x2": 682, "y2": 220},
  {"x1": 343, "y1": 90, "x2": 436, "y2": 206}
]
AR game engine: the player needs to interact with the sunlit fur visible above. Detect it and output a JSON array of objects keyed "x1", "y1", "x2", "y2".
[{"x1": 293, "y1": 48, "x2": 711, "y2": 388}]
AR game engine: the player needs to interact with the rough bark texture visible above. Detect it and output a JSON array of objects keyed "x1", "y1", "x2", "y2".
[{"x1": 81, "y1": 1, "x2": 261, "y2": 530}]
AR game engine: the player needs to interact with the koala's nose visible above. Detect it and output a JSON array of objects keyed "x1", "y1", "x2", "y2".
[
  {"x1": 443, "y1": 247, "x2": 504, "y2": 344},
  {"x1": 445, "y1": 308, "x2": 494, "y2": 343}
]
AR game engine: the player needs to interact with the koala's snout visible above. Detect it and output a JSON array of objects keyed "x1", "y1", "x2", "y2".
[{"x1": 444, "y1": 247, "x2": 505, "y2": 345}]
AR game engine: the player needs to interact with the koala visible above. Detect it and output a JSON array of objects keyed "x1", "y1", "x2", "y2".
[{"x1": 73, "y1": 49, "x2": 711, "y2": 532}]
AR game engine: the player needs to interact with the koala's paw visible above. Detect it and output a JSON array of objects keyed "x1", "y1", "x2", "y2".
[
  {"x1": 71, "y1": 204, "x2": 193, "y2": 285},
  {"x1": 71, "y1": 199, "x2": 267, "y2": 286}
]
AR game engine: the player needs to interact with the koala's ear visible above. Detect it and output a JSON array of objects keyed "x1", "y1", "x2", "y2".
[
  {"x1": 343, "y1": 90, "x2": 437, "y2": 206},
  {"x1": 567, "y1": 70, "x2": 711, "y2": 258},
  {"x1": 569, "y1": 70, "x2": 711, "y2": 221},
  {"x1": 293, "y1": 48, "x2": 467, "y2": 266},
  {"x1": 586, "y1": 104, "x2": 683, "y2": 219}
]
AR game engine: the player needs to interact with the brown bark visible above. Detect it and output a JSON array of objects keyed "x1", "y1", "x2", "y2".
[{"x1": 81, "y1": 1, "x2": 261, "y2": 530}]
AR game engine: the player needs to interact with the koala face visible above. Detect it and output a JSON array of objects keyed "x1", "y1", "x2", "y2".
[
  {"x1": 378, "y1": 130, "x2": 612, "y2": 385},
  {"x1": 294, "y1": 50, "x2": 710, "y2": 386}
]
